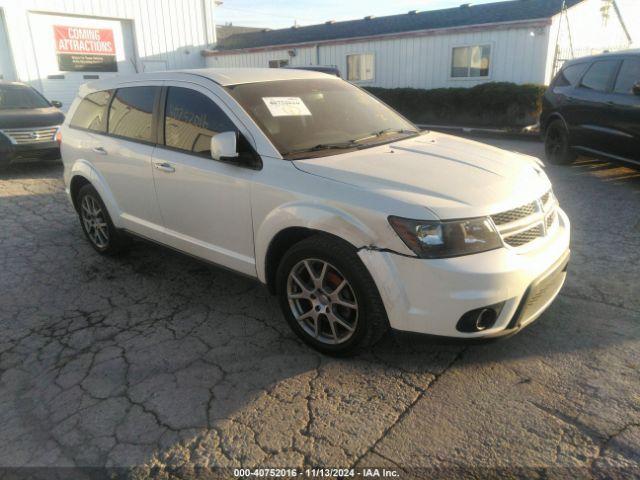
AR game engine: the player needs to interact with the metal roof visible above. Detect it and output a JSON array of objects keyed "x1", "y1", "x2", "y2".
[
  {"x1": 216, "y1": 25, "x2": 268, "y2": 41},
  {"x1": 215, "y1": 0, "x2": 584, "y2": 52}
]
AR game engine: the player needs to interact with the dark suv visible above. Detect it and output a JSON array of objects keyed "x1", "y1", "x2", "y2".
[
  {"x1": 541, "y1": 50, "x2": 640, "y2": 167},
  {"x1": 0, "y1": 81, "x2": 65, "y2": 171}
]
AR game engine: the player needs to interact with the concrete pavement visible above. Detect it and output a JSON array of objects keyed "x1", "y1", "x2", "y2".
[{"x1": 0, "y1": 138, "x2": 638, "y2": 478}]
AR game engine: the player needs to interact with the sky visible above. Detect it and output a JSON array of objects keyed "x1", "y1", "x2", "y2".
[{"x1": 215, "y1": 0, "x2": 640, "y2": 44}]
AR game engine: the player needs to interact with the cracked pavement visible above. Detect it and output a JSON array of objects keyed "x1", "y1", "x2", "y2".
[{"x1": 0, "y1": 137, "x2": 638, "y2": 479}]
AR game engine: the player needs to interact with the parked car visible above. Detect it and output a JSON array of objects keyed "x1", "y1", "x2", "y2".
[
  {"x1": 61, "y1": 68, "x2": 570, "y2": 355},
  {"x1": 541, "y1": 49, "x2": 640, "y2": 167},
  {"x1": 0, "y1": 81, "x2": 65, "y2": 171},
  {"x1": 285, "y1": 65, "x2": 341, "y2": 77}
]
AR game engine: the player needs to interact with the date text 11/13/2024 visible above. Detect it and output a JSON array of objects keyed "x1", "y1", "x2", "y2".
[{"x1": 233, "y1": 468, "x2": 400, "y2": 477}]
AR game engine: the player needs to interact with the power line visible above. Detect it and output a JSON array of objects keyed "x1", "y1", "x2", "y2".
[{"x1": 217, "y1": 5, "x2": 316, "y2": 22}]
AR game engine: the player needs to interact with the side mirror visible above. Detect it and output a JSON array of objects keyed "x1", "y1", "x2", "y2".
[
  {"x1": 50, "y1": 100, "x2": 63, "y2": 108},
  {"x1": 210, "y1": 131, "x2": 239, "y2": 162},
  {"x1": 633, "y1": 82, "x2": 640, "y2": 96}
]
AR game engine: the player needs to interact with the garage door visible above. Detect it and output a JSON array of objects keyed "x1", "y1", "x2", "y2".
[
  {"x1": 0, "y1": 9, "x2": 16, "y2": 81},
  {"x1": 27, "y1": 12, "x2": 137, "y2": 109}
]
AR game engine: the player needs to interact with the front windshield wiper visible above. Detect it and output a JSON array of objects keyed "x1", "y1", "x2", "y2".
[
  {"x1": 373, "y1": 128, "x2": 419, "y2": 138},
  {"x1": 283, "y1": 129, "x2": 420, "y2": 158},
  {"x1": 349, "y1": 128, "x2": 419, "y2": 144},
  {"x1": 283, "y1": 141, "x2": 360, "y2": 157}
]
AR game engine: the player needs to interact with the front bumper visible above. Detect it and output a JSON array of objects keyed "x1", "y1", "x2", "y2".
[
  {"x1": 0, "y1": 141, "x2": 60, "y2": 164},
  {"x1": 359, "y1": 208, "x2": 570, "y2": 338}
]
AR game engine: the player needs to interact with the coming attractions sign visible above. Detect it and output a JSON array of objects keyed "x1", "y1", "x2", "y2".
[{"x1": 53, "y1": 25, "x2": 117, "y2": 72}]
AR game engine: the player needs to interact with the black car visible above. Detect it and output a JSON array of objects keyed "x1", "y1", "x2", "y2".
[
  {"x1": 0, "y1": 81, "x2": 65, "y2": 171},
  {"x1": 540, "y1": 50, "x2": 640, "y2": 167}
]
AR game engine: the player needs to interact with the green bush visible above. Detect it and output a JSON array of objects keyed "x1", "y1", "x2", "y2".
[{"x1": 365, "y1": 82, "x2": 546, "y2": 128}]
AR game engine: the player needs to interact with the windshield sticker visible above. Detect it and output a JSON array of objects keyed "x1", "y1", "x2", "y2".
[{"x1": 262, "y1": 97, "x2": 311, "y2": 117}]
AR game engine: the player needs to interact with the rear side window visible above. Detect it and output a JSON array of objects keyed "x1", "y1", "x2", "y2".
[
  {"x1": 554, "y1": 63, "x2": 588, "y2": 87},
  {"x1": 108, "y1": 87, "x2": 159, "y2": 142},
  {"x1": 614, "y1": 58, "x2": 640, "y2": 94},
  {"x1": 70, "y1": 90, "x2": 112, "y2": 132},
  {"x1": 580, "y1": 60, "x2": 619, "y2": 92},
  {"x1": 164, "y1": 87, "x2": 237, "y2": 156}
]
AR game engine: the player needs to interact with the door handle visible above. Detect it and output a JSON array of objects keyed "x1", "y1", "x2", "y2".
[
  {"x1": 92, "y1": 146, "x2": 107, "y2": 155},
  {"x1": 153, "y1": 161, "x2": 175, "y2": 173}
]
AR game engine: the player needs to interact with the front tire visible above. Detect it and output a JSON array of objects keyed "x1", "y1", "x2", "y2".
[
  {"x1": 276, "y1": 235, "x2": 389, "y2": 355},
  {"x1": 76, "y1": 184, "x2": 129, "y2": 255},
  {"x1": 544, "y1": 119, "x2": 576, "y2": 165}
]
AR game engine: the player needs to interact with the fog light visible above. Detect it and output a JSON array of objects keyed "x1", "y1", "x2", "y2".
[{"x1": 456, "y1": 302, "x2": 505, "y2": 333}]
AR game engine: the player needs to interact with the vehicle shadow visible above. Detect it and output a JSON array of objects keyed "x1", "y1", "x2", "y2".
[
  {"x1": 569, "y1": 157, "x2": 640, "y2": 190},
  {"x1": 0, "y1": 159, "x2": 63, "y2": 181}
]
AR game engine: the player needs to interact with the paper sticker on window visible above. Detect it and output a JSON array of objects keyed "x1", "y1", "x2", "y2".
[{"x1": 262, "y1": 97, "x2": 311, "y2": 117}]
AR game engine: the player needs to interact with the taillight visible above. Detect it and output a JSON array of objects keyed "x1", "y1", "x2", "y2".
[{"x1": 55, "y1": 128, "x2": 62, "y2": 145}]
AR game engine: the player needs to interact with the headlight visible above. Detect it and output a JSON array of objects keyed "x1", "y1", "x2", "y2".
[{"x1": 388, "y1": 216, "x2": 503, "y2": 258}]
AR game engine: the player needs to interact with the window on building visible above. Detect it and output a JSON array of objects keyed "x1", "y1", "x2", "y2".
[
  {"x1": 554, "y1": 63, "x2": 588, "y2": 87},
  {"x1": 346, "y1": 54, "x2": 374, "y2": 82},
  {"x1": 580, "y1": 60, "x2": 619, "y2": 92},
  {"x1": 108, "y1": 87, "x2": 158, "y2": 142},
  {"x1": 451, "y1": 45, "x2": 491, "y2": 78},
  {"x1": 268, "y1": 59, "x2": 289, "y2": 68},
  {"x1": 69, "y1": 90, "x2": 113, "y2": 132},
  {"x1": 164, "y1": 87, "x2": 237, "y2": 156},
  {"x1": 613, "y1": 58, "x2": 640, "y2": 94}
]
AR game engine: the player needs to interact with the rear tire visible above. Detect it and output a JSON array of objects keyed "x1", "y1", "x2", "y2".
[
  {"x1": 544, "y1": 120, "x2": 576, "y2": 165},
  {"x1": 76, "y1": 184, "x2": 129, "y2": 255},
  {"x1": 276, "y1": 234, "x2": 389, "y2": 356}
]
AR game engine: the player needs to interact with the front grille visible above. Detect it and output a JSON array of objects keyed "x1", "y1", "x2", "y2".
[
  {"x1": 519, "y1": 256, "x2": 568, "y2": 322},
  {"x1": 546, "y1": 211, "x2": 556, "y2": 229},
  {"x1": 541, "y1": 191, "x2": 551, "y2": 206},
  {"x1": 491, "y1": 190, "x2": 558, "y2": 249},
  {"x1": 504, "y1": 225, "x2": 544, "y2": 247},
  {"x1": 0, "y1": 126, "x2": 58, "y2": 145},
  {"x1": 507, "y1": 251, "x2": 570, "y2": 329},
  {"x1": 491, "y1": 201, "x2": 538, "y2": 226}
]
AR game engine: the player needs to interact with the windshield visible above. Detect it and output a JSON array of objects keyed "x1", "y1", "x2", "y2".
[
  {"x1": 0, "y1": 84, "x2": 51, "y2": 110},
  {"x1": 225, "y1": 78, "x2": 418, "y2": 159}
]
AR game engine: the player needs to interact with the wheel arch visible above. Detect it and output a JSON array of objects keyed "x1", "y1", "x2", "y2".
[
  {"x1": 67, "y1": 160, "x2": 122, "y2": 226},
  {"x1": 257, "y1": 203, "x2": 379, "y2": 293},
  {"x1": 542, "y1": 112, "x2": 570, "y2": 137},
  {"x1": 69, "y1": 175, "x2": 91, "y2": 211}
]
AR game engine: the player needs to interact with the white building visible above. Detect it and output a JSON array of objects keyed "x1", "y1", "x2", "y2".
[
  {"x1": 0, "y1": 0, "x2": 217, "y2": 108},
  {"x1": 205, "y1": 0, "x2": 632, "y2": 88}
]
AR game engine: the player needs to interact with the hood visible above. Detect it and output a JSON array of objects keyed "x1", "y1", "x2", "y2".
[
  {"x1": 292, "y1": 131, "x2": 551, "y2": 219},
  {"x1": 0, "y1": 107, "x2": 65, "y2": 129}
]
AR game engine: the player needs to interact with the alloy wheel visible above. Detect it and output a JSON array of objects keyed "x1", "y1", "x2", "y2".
[
  {"x1": 81, "y1": 195, "x2": 109, "y2": 249},
  {"x1": 286, "y1": 258, "x2": 359, "y2": 345},
  {"x1": 546, "y1": 127, "x2": 564, "y2": 159}
]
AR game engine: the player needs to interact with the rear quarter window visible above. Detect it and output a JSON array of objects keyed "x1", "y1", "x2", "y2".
[
  {"x1": 554, "y1": 63, "x2": 588, "y2": 87},
  {"x1": 70, "y1": 90, "x2": 113, "y2": 132}
]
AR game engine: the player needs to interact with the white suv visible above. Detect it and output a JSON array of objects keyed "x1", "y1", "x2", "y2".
[{"x1": 61, "y1": 68, "x2": 570, "y2": 355}]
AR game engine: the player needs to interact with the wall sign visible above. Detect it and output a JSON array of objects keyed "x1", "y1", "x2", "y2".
[{"x1": 54, "y1": 25, "x2": 117, "y2": 72}]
